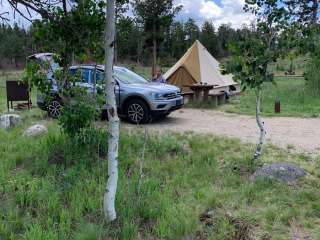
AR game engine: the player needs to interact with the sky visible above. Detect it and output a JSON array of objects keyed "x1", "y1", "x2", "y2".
[
  {"x1": 174, "y1": 0, "x2": 255, "y2": 28},
  {"x1": 0, "y1": 0, "x2": 254, "y2": 29}
]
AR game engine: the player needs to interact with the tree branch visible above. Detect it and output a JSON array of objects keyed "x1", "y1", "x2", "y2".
[
  {"x1": 10, "y1": 4, "x2": 33, "y2": 22},
  {"x1": 6, "y1": 0, "x2": 59, "y2": 21},
  {"x1": 0, "y1": 11, "x2": 9, "y2": 21}
]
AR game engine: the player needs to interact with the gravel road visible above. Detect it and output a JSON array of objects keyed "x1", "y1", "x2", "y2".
[{"x1": 125, "y1": 108, "x2": 320, "y2": 155}]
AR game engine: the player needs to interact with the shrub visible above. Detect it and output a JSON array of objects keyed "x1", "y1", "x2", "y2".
[
  {"x1": 59, "y1": 87, "x2": 98, "y2": 137},
  {"x1": 46, "y1": 127, "x2": 108, "y2": 167}
]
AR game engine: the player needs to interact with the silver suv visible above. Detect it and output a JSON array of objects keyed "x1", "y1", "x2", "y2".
[{"x1": 36, "y1": 62, "x2": 184, "y2": 124}]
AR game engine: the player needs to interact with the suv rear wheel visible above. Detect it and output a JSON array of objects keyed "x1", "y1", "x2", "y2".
[
  {"x1": 126, "y1": 99, "x2": 150, "y2": 124},
  {"x1": 48, "y1": 99, "x2": 61, "y2": 119}
]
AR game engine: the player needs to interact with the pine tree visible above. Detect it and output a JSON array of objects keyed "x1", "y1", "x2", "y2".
[
  {"x1": 200, "y1": 21, "x2": 219, "y2": 57},
  {"x1": 184, "y1": 18, "x2": 200, "y2": 46},
  {"x1": 133, "y1": 0, "x2": 181, "y2": 76}
]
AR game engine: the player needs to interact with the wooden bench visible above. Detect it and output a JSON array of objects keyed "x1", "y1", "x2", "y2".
[
  {"x1": 229, "y1": 90, "x2": 241, "y2": 97},
  {"x1": 182, "y1": 91, "x2": 194, "y2": 103},
  {"x1": 182, "y1": 91, "x2": 194, "y2": 97},
  {"x1": 209, "y1": 92, "x2": 226, "y2": 106}
]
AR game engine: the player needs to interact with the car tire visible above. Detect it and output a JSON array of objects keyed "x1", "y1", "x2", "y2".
[
  {"x1": 47, "y1": 99, "x2": 62, "y2": 119},
  {"x1": 126, "y1": 99, "x2": 150, "y2": 124}
]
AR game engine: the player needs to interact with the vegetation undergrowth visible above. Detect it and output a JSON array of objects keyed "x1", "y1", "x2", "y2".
[
  {"x1": 1, "y1": 116, "x2": 320, "y2": 240},
  {"x1": 219, "y1": 77, "x2": 320, "y2": 118}
]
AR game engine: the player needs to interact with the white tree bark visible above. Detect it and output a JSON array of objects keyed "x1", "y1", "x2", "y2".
[
  {"x1": 253, "y1": 88, "x2": 266, "y2": 161},
  {"x1": 104, "y1": 0, "x2": 120, "y2": 222}
]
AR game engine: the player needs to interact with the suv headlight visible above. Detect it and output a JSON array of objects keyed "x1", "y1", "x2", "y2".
[{"x1": 151, "y1": 92, "x2": 166, "y2": 100}]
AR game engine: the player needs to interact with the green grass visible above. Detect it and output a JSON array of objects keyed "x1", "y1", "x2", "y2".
[
  {"x1": 1, "y1": 110, "x2": 320, "y2": 239},
  {"x1": 218, "y1": 77, "x2": 320, "y2": 117}
]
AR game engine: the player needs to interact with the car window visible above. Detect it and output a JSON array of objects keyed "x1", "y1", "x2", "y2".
[
  {"x1": 81, "y1": 69, "x2": 91, "y2": 83},
  {"x1": 69, "y1": 68, "x2": 77, "y2": 76},
  {"x1": 114, "y1": 68, "x2": 149, "y2": 84},
  {"x1": 91, "y1": 70, "x2": 104, "y2": 84},
  {"x1": 96, "y1": 71, "x2": 104, "y2": 84},
  {"x1": 68, "y1": 68, "x2": 82, "y2": 83}
]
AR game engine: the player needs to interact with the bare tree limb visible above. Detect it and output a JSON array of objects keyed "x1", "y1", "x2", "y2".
[
  {"x1": 11, "y1": 3, "x2": 33, "y2": 22},
  {"x1": 0, "y1": 11, "x2": 9, "y2": 21},
  {"x1": 6, "y1": 0, "x2": 62, "y2": 21},
  {"x1": 5, "y1": 0, "x2": 74, "y2": 22}
]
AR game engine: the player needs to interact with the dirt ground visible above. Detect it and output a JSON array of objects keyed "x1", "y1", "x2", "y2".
[{"x1": 124, "y1": 108, "x2": 320, "y2": 156}]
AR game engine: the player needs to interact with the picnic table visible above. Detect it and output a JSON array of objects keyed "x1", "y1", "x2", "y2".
[{"x1": 185, "y1": 83, "x2": 217, "y2": 102}]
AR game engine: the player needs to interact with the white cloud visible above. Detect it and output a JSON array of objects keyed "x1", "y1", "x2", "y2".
[
  {"x1": 175, "y1": 0, "x2": 255, "y2": 28},
  {"x1": 200, "y1": 1, "x2": 222, "y2": 19}
]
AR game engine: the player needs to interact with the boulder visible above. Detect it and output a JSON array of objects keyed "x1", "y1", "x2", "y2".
[
  {"x1": 0, "y1": 114, "x2": 22, "y2": 129},
  {"x1": 23, "y1": 124, "x2": 48, "y2": 137},
  {"x1": 252, "y1": 163, "x2": 306, "y2": 184}
]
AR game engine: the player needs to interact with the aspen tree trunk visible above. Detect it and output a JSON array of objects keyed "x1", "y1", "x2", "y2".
[
  {"x1": 104, "y1": 0, "x2": 120, "y2": 222},
  {"x1": 253, "y1": 88, "x2": 266, "y2": 161}
]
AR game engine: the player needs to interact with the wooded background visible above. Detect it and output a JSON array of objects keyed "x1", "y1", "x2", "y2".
[{"x1": 0, "y1": 19, "x2": 250, "y2": 69}]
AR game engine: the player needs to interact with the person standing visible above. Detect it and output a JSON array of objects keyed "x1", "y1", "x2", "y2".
[{"x1": 152, "y1": 69, "x2": 166, "y2": 83}]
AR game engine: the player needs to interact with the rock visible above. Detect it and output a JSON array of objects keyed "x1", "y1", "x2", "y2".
[
  {"x1": 23, "y1": 124, "x2": 48, "y2": 137},
  {"x1": 252, "y1": 163, "x2": 306, "y2": 184},
  {"x1": 0, "y1": 114, "x2": 22, "y2": 129}
]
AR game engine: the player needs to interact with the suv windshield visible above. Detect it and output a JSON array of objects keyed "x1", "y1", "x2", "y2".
[{"x1": 114, "y1": 68, "x2": 149, "y2": 84}]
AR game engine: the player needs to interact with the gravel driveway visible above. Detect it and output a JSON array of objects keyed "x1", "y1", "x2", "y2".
[{"x1": 125, "y1": 108, "x2": 320, "y2": 155}]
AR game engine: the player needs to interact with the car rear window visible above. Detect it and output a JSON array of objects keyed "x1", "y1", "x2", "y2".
[{"x1": 81, "y1": 69, "x2": 91, "y2": 83}]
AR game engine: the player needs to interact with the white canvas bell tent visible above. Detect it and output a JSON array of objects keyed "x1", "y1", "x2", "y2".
[{"x1": 164, "y1": 40, "x2": 240, "y2": 94}]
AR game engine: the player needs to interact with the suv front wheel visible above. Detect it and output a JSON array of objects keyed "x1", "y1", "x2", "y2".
[{"x1": 126, "y1": 99, "x2": 150, "y2": 124}]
